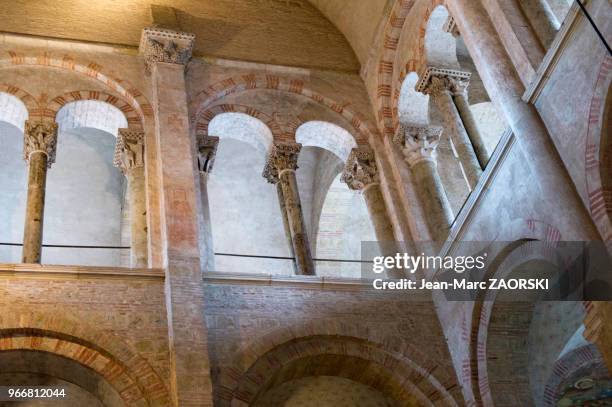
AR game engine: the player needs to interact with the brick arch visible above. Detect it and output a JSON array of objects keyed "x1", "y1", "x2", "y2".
[
  {"x1": 190, "y1": 74, "x2": 374, "y2": 145},
  {"x1": 466, "y1": 220, "x2": 567, "y2": 407},
  {"x1": 0, "y1": 51, "x2": 153, "y2": 124},
  {"x1": 542, "y1": 343, "x2": 607, "y2": 406},
  {"x1": 0, "y1": 83, "x2": 39, "y2": 115},
  {"x1": 0, "y1": 312, "x2": 170, "y2": 406},
  {"x1": 194, "y1": 103, "x2": 283, "y2": 141},
  {"x1": 376, "y1": 0, "x2": 443, "y2": 136},
  {"x1": 223, "y1": 335, "x2": 461, "y2": 407},
  {"x1": 47, "y1": 90, "x2": 144, "y2": 131},
  {"x1": 220, "y1": 321, "x2": 462, "y2": 406},
  {"x1": 585, "y1": 56, "x2": 612, "y2": 252}
]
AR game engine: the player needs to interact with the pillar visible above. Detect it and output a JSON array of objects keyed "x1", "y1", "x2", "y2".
[
  {"x1": 196, "y1": 136, "x2": 218, "y2": 272},
  {"x1": 21, "y1": 120, "x2": 57, "y2": 264},
  {"x1": 453, "y1": 87, "x2": 491, "y2": 167},
  {"x1": 417, "y1": 67, "x2": 483, "y2": 190},
  {"x1": 114, "y1": 129, "x2": 148, "y2": 268},
  {"x1": 141, "y1": 26, "x2": 213, "y2": 406},
  {"x1": 518, "y1": 0, "x2": 560, "y2": 49},
  {"x1": 394, "y1": 125, "x2": 454, "y2": 242},
  {"x1": 446, "y1": 0, "x2": 599, "y2": 240},
  {"x1": 276, "y1": 183, "x2": 299, "y2": 274},
  {"x1": 341, "y1": 147, "x2": 395, "y2": 243},
  {"x1": 263, "y1": 142, "x2": 315, "y2": 276}
]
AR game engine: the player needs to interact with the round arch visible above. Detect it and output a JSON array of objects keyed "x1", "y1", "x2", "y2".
[
  {"x1": 295, "y1": 120, "x2": 357, "y2": 162},
  {"x1": 397, "y1": 71, "x2": 430, "y2": 126},
  {"x1": 0, "y1": 84, "x2": 36, "y2": 128},
  {"x1": 0, "y1": 90, "x2": 28, "y2": 132},
  {"x1": 424, "y1": 5, "x2": 460, "y2": 69}
]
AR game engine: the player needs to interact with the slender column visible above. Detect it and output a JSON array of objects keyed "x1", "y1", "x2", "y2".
[
  {"x1": 21, "y1": 121, "x2": 57, "y2": 263},
  {"x1": 394, "y1": 125, "x2": 454, "y2": 242},
  {"x1": 453, "y1": 87, "x2": 491, "y2": 168},
  {"x1": 196, "y1": 136, "x2": 218, "y2": 272},
  {"x1": 417, "y1": 67, "x2": 483, "y2": 190},
  {"x1": 341, "y1": 147, "x2": 395, "y2": 243},
  {"x1": 446, "y1": 0, "x2": 598, "y2": 240},
  {"x1": 141, "y1": 27, "x2": 213, "y2": 406},
  {"x1": 114, "y1": 129, "x2": 148, "y2": 267},
  {"x1": 276, "y1": 183, "x2": 299, "y2": 274},
  {"x1": 518, "y1": 0, "x2": 560, "y2": 49},
  {"x1": 263, "y1": 142, "x2": 315, "y2": 276}
]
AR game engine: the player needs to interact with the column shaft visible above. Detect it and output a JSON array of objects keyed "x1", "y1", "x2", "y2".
[
  {"x1": 454, "y1": 92, "x2": 491, "y2": 167},
  {"x1": 127, "y1": 166, "x2": 148, "y2": 267},
  {"x1": 363, "y1": 184, "x2": 395, "y2": 242},
  {"x1": 22, "y1": 152, "x2": 48, "y2": 263},
  {"x1": 411, "y1": 159, "x2": 454, "y2": 241},
  {"x1": 279, "y1": 170, "x2": 315, "y2": 275},
  {"x1": 198, "y1": 172, "x2": 215, "y2": 272},
  {"x1": 434, "y1": 89, "x2": 483, "y2": 190},
  {"x1": 447, "y1": 0, "x2": 598, "y2": 240},
  {"x1": 276, "y1": 183, "x2": 298, "y2": 274}
]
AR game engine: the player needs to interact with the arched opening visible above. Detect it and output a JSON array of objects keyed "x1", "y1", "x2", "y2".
[
  {"x1": 0, "y1": 92, "x2": 28, "y2": 262},
  {"x1": 295, "y1": 121, "x2": 376, "y2": 277},
  {"x1": 207, "y1": 112, "x2": 292, "y2": 274},
  {"x1": 38, "y1": 100, "x2": 128, "y2": 266}
]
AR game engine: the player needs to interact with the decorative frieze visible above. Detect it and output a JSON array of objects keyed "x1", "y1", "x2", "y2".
[
  {"x1": 198, "y1": 136, "x2": 219, "y2": 174},
  {"x1": 393, "y1": 124, "x2": 443, "y2": 167},
  {"x1": 262, "y1": 142, "x2": 301, "y2": 184},
  {"x1": 341, "y1": 147, "x2": 380, "y2": 190},
  {"x1": 139, "y1": 27, "x2": 195, "y2": 73},
  {"x1": 114, "y1": 129, "x2": 145, "y2": 173},
  {"x1": 23, "y1": 121, "x2": 58, "y2": 167},
  {"x1": 416, "y1": 66, "x2": 471, "y2": 96}
]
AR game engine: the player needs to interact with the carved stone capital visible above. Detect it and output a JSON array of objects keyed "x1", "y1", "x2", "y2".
[
  {"x1": 416, "y1": 66, "x2": 471, "y2": 96},
  {"x1": 23, "y1": 121, "x2": 58, "y2": 167},
  {"x1": 198, "y1": 136, "x2": 219, "y2": 174},
  {"x1": 393, "y1": 124, "x2": 443, "y2": 167},
  {"x1": 139, "y1": 27, "x2": 195, "y2": 73},
  {"x1": 263, "y1": 142, "x2": 301, "y2": 184},
  {"x1": 341, "y1": 147, "x2": 380, "y2": 190},
  {"x1": 443, "y1": 16, "x2": 460, "y2": 38},
  {"x1": 114, "y1": 129, "x2": 145, "y2": 174}
]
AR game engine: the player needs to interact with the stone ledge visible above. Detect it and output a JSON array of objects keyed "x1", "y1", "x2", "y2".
[
  {"x1": 203, "y1": 271, "x2": 375, "y2": 291},
  {"x1": 0, "y1": 263, "x2": 165, "y2": 280}
]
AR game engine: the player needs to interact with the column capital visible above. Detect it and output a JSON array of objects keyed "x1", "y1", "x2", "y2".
[
  {"x1": 263, "y1": 142, "x2": 302, "y2": 184},
  {"x1": 443, "y1": 15, "x2": 460, "y2": 38},
  {"x1": 416, "y1": 66, "x2": 471, "y2": 96},
  {"x1": 114, "y1": 129, "x2": 145, "y2": 174},
  {"x1": 393, "y1": 124, "x2": 443, "y2": 167},
  {"x1": 197, "y1": 136, "x2": 219, "y2": 174},
  {"x1": 139, "y1": 27, "x2": 195, "y2": 73},
  {"x1": 23, "y1": 120, "x2": 58, "y2": 167},
  {"x1": 341, "y1": 147, "x2": 380, "y2": 191}
]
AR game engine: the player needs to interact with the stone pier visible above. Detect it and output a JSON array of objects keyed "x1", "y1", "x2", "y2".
[
  {"x1": 21, "y1": 120, "x2": 58, "y2": 264},
  {"x1": 394, "y1": 125, "x2": 453, "y2": 242},
  {"x1": 417, "y1": 67, "x2": 483, "y2": 190},
  {"x1": 263, "y1": 142, "x2": 315, "y2": 276}
]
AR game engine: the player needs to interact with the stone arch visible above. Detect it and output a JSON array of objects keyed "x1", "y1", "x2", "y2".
[
  {"x1": 585, "y1": 56, "x2": 612, "y2": 251},
  {"x1": 195, "y1": 104, "x2": 281, "y2": 146},
  {"x1": 0, "y1": 90, "x2": 29, "y2": 132},
  {"x1": 295, "y1": 121, "x2": 357, "y2": 162},
  {"x1": 397, "y1": 71, "x2": 430, "y2": 126},
  {"x1": 219, "y1": 321, "x2": 462, "y2": 406},
  {"x1": 0, "y1": 51, "x2": 152, "y2": 123},
  {"x1": 48, "y1": 90, "x2": 144, "y2": 131},
  {"x1": 543, "y1": 343, "x2": 610, "y2": 406},
  {"x1": 0, "y1": 312, "x2": 170, "y2": 406},
  {"x1": 207, "y1": 111, "x2": 275, "y2": 154},
  {"x1": 189, "y1": 74, "x2": 374, "y2": 144}
]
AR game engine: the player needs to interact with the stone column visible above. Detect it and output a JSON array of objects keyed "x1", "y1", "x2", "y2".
[
  {"x1": 518, "y1": 0, "x2": 560, "y2": 49},
  {"x1": 21, "y1": 121, "x2": 57, "y2": 264},
  {"x1": 417, "y1": 67, "x2": 483, "y2": 190},
  {"x1": 394, "y1": 125, "x2": 454, "y2": 242},
  {"x1": 141, "y1": 27, "x2": 213, "y2": 406},
  {"x1": 263, "y1": 142, "x2": 315, "y2": 276},
  {"x1": 453, "y1": 87, "x2": 491, "y2": 168},
  {"x1": 196, "y1": 136, "x2": 218, "y2": 272},
  {"x1": 114, "y1": 129, "x2": 148, "y2": 268},
  {"x1": 341, "y1": 147, "x2": 395, "y2": 243},
  {"x1": 276, "y1": 183, "x2": 299, "y2": 274},
  {"x1": 446, "y1": 0, "x2": 599, "y2": 240}
]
